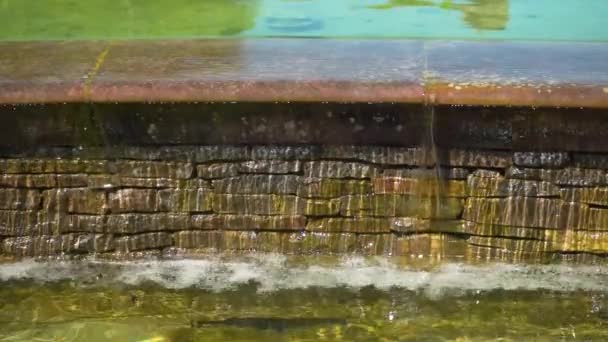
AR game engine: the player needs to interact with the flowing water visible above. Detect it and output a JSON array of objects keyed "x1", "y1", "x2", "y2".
[{"x1": 1, "y1": 255, "x2": 608, "y2": 341}]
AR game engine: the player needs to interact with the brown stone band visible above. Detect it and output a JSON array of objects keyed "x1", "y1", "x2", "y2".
[{"x1": 1, "y1": 39, "x2": 607, "y2": 108}]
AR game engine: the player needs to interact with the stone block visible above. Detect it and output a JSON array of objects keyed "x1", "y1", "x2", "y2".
[
  {"x1": 0, "y1": 174, "x2": 87, "y2": 188},
  {"x1": 297, "y1": 178, "x2": 372, "y2": 198},
  {"x1": 191, "y1": 215, "x2": 306, "y2": 231},
  {"x1": 560, "y1": 187, "x2": 608, "y2": 206},
  {"x1": 212, "y1": 175, "x2": 301, "y2": 194},
  {"x1": 301, "y1": 232, "x2": 358, "y2": 254},
  {"x1": 513, "y1": 152, "x2": 570, "y2": 169},
  {"x1": 373, "y1": 177, "x2": 467, "y2": 197},
  {"x1": 467, "y1": 175, "x2": 560, "y2": 197},
  {"x1": 196, "y1": 163, "x2": 239, "y2": 179},
  {"x1": 446, "y1": 150, "x2": 511, "y2": 168},
  {"x1": 382, "y1": 167, "x2": 470, "y2": 180},
  {"x1": 159, "y1": 189, "x2": 213, "y2": 213},
  {"x1": 463, "y1": 197, "x2": 587, "y2": 230},
  {"x1": 389, "y1": 234, "x2": 467, "y2": 258},
  {"x1": 461, "y1": 221, "x2": 551, "y2": 240},
  {"x1": 43, "y1": 189, "x2": 106, "y2": 215},
  {"x1": 212, "y1": 194, "x2": 339, "y2": 216},
  {"x1": 108, "y1": 189, "x2": 161, "y2": 213},
  {"x1": 0, "y1": 159, "x2": 109, "y2": 174},
  {"x1": 390, "y1": 218, "x2": 464, "y2": 234},
  {"x1": 573, "y1": 153, "x2": 608, "y2": 169},
  {"x1": 1, "y1": 233, "x2": 114, "y2": 257},
  {"x1": 115, "y1": 161, "x2": 193, "y2": 179},
  {"x1": 115, "y1": 232, "x2": 172, "y2": 252},
  {"x1": 465, "y1": 245, "x2": 545, "y2": 263},
  {"x1": 0, "y1": 189, "x2": 40, "y2": 210},
  {"x1": 552, "y1": 230, "x2": 608, "y2": 254},
  {"x1": 173, "y1": 230, "x2": 223, "y2": 249},
  {"x1": 306, "y1": 217, "x2": 394, "y2": 233},
  {"x1": 339, "y1": 194, "x2": 463, "y2": 219},
  {"x1": 249, "y1": 145, "x2": 319, "y2": 161},
  {"x1": 320, "y1": 146, "x2": 433, "y2": 166},
  {"x1": 467, "y1": 236, "x2": 550, "y2": 254},
  {"x1": 0, "y1": 211, "x2": 46, "y2": 236},
  {"x1": 303, "y1": 161, "x2": 378, "y2": 179},
  {"x1": 106, "y1": 214, "x2": 190, "y2": 234},
  {"x1": 239, "y1": 160, "x2": 302, "y2": 174},
  {"x1": 506, "y1": 167, "x2": 608, "y2": 186}
]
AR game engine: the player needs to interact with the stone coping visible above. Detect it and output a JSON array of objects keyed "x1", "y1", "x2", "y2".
[{"x1": 1, "y1": 39, "x2": 607, "y2": 108}]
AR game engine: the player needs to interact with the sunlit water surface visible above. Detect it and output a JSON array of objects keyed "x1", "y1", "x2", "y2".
[
  {"x1": 1, "y1": 254, "x2": 607, "y2": 341},
  {"x1": 0, "y1": 0, "x2": 607, "y2": 41}
]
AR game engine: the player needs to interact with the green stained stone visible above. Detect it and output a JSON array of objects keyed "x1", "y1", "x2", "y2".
[
  {"x1": 339, "y1": 194, "x2": 462, "y2": 219},
  {"x1": 297, "y1": 178, "x2": 372, "y2": 198}
]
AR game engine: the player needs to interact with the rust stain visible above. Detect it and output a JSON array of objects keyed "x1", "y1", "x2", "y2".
[{"x1": 83, "y1": 44, "x2": 112, "y2": 99}]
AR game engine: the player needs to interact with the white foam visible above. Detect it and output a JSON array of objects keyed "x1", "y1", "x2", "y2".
[{"x1": 1, "y1": 254, "x2": 607, "y2": 295}]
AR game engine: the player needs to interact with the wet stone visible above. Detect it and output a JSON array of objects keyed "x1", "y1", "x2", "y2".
[
  {"x1": 0, "y1": 211, "x2": 46, "y2": 236},
  {"x1": 320, "y1": 146, "x2": 433, "y2": 166},
  {"x1": 467, "y1": 175, "x2": 560, "y2": 198},
  {"x1": 306, "y1": 217, "x2": 394, "y2": 233},
  {"x1": 573, "y1": 153, "x2": 608, "y2": 170},
  {"x1": 43, "y1": 189, "x2": 106, "y2": 215},
  {"x1": 447, "y1": 150, "x2": 511, "y2": 168},
  {"x1": 390, "y1": 234, "x2": 467, "y2": 258},
  {"x1": 463, "y1": 197, "x2": 587, "y2": 230},
  {"x1": 382, "y1": 168, "x2": 470, "y2": 180},
  {"x1": 88, "y1": 175, "x2": 201, "y2": 189},
  {"x1": 159, "y1": 189, "x2": 213, "y2": 213},
  {"x1": 109, "y1": 189, "x2": 212, "y2": 213},
  {"x1": 471, "y1": 169, "x2": 502, "y2": 178},
  {"x1": 297, "y1": 178, "x2": 372, "y2": 198},
  {"x1": 0, "y1": 159, "x2": 109, "y2": 174},
  {"x1": 390, "y1": 218, "x2": 464, "y2": 234},
  {"x1": 339, "y1": 194, "x2": 463, "y2": 219},
  {"x1": 115, "y1": 161, "x2": 193, "y2": 179},
  {"x1": 301, "y1": 232, "x2": 358, "y2": 254},
  {"x1": 465, "y1": 244, "x2": 545, "y2": 263},
  {"x1": 196, "y1": 163, "x2": 239, "y2": 179},
  {"x1": 467, "y1": 236, "x2": 550, "y2": 254},
  {"x1": 212, "y1": 175, "x2": 301, "y2": 195},
  {"x1": 115, "y1": 232, "x2": 172, "y2": 252},
  {"x1": 0, "y1": 189, "x2": 40, "y2": 210},
  {"x1": 1, "y1": 233, "x2": 114, "y2": 257},
  {"x1": 373, "y1": 177, "x2": 467, "y2": 197},
  {"x1": 513, "y1": 152, "x2": 571, "y2": 169},
  {"x1": 108, "y1": 189, "x2": 162, "y2": 213},
  {"x1": 39, "y1": 214, "x2": 106, "y2": 234},
  {"x1": 560, "y1": 187, "x2": 608, "y2": 206},
  {"x1": 586, "y1": 208, "x2": 608, "y2": 231},
  {"x1": 106, "y1": 214, "x2": 190, "y2": 234},
  {"x1": 461, "y1": 221, "x2": 551, "y2": 240},
  {"x1": 191, "y1": 215, "x2": 306, "y2": 231},
  {"x1": 552, "y1": 230, "x2": 608, "y2": 254},
  {"x1": 505, "y1": 167, "x2": 608, "y2": 187},
  {"x1": 0, "y1": 174, "x2": 88, "y2": 188},
  {"x1": 303, "y1": 161, "x2": 378, "y2": 179},
  {"x1": 249, "y1": 145, "x2": 319, "y2": 161},
  {"x1": 173, "y1": 230, "x2": 223, "y2": 250},
  {"x1": 238, "y1": 160, "x2": 302, "y2": 174},
  {"x1": 212, "y1": 194, "x2": 339, "y2": 216}
]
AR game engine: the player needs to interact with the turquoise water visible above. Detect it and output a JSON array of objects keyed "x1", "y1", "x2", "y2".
[{"x1": 0, "y1": 0, "x2": 607, "y2": 41}]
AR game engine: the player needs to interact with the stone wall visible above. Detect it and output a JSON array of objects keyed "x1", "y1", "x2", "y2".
[{"x1": 1, "y1": 144, "x2": 607, "y2": 262}]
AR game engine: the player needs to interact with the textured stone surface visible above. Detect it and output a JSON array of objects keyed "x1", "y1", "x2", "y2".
[
  {"x1": 446, "y1": 150, "x2": 511, "y2": 168},
  {"x1": 463, "y1": 197, "x2": 587, "y2": 229},
  {"x1": 212, "y1": 194, "x2": 339, "y2": 216},
  {"x1": 191, "y1": 215, "x2": 305, "y2": 231},
  {"x1": 196, "y1": 163, "x2": 239, "y2": 179},
  {"x1": 0, "y1": 189, "x2": 40, "y2": 210},
  {"x1": 0, "y1": 174, "x2": 88, "y2": 188},
  {"x1": 1, "y1": 234, "x2": 114, "y2": 257},
  {"x1": 506, "y1": 167, "x2": 608, "y2": 186},
  {"x1": 467, "y1": 236, "x2": 550, "y2": 253},
  {"x1": 0, "y1": 211, "x2": 45, "y2": 236},
  {"x1": 106, "y1": 214, "x2": 190, "y2": 234},
  {"x1": 115, "y1": 232, "x2": 172, "y2": 252},
  {"x1": 301, "y1": 232, "x2": 358, "y2": 254},
  {"x1": 467, "y1": 175, "x2": 560, "y2": 197},
  {"x1": 303, "y1": 161, "x2": 378, "y2": 179},
  {"x1": 43, "y1": 189, "x2": 105, "y2": 214},
  {"x1": 306, "y1": 217, "x2": 394, "y2": 233},
  {"x1": 115, "y1": 161, "x2": 193, "y2": 179},
  {"x1": 297, "y1": 178, "x2": 372, "y2": 198},
  {"x1": 465, "y1": 244, "x2": 545, "y2": 263},
  {"x1": 560, "y1": 187, "x2": 608, "y2": 206},
  {"x1": 239, "y1": 160, "x2": 301, "y2": 174},
  {"x1": 573, "y1": 153, "x2": 608, "y2": 169},
  {"x1": 513, "y1": 152, "x2": 570, "y2": 169},
  {"x1": 161, "y1": 189, "x2": 214, "y2": 213},
  {"x1": 340, "y1": 194, "x2": 463, "y2": 219},
  {"x1": 373, "y1": 177, "x2": 467, "y2": 197},
  {"x1": 173, "y1": 230, "x2": 223, "y2": 250},
  {"x1": 109, "y1": 189, "x2": 212, "y2": 213},
  {"x1": 87, "y1": 175, "x2": 208, "y2": 189},
  {"x1": 382, "y1": 167, "x2": 470, "y2": 180},
  {"x1": 461, "y1": 221, "x2": 551, "y2": 240},
  {"x1": 212, "y1": 175, "x2": 301, "y2": 194},
  {"x1": 249, "y1": 146, "x2": 319, "y2": 161},
  {"x1": 553, "y1": 230, "x2": 608, "y2": 253},
  {"x1": 0, "y1": 159, "x2": 109, "y2": 174},
  {"x1": 390, "y1": 218, "x2": 464, "y2": 234},
  {"x1": 320, "y1": 146, "x2": 432, "y2": 166}
]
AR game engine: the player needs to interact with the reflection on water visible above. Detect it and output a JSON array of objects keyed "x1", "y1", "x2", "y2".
[
  {"x1": 371, "y1": 0, "x2": 509, "y2": 30},
  {"x1": 0, "y1": 0, "x2": 606, "y2": 41},
  {"x1": 0, "y1": 255, "x2": 607, "y2": 341}
]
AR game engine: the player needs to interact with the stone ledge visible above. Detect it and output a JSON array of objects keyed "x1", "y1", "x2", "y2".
[{"x1": 1, "y1": 39, "x2": 607, "y2": 108}]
